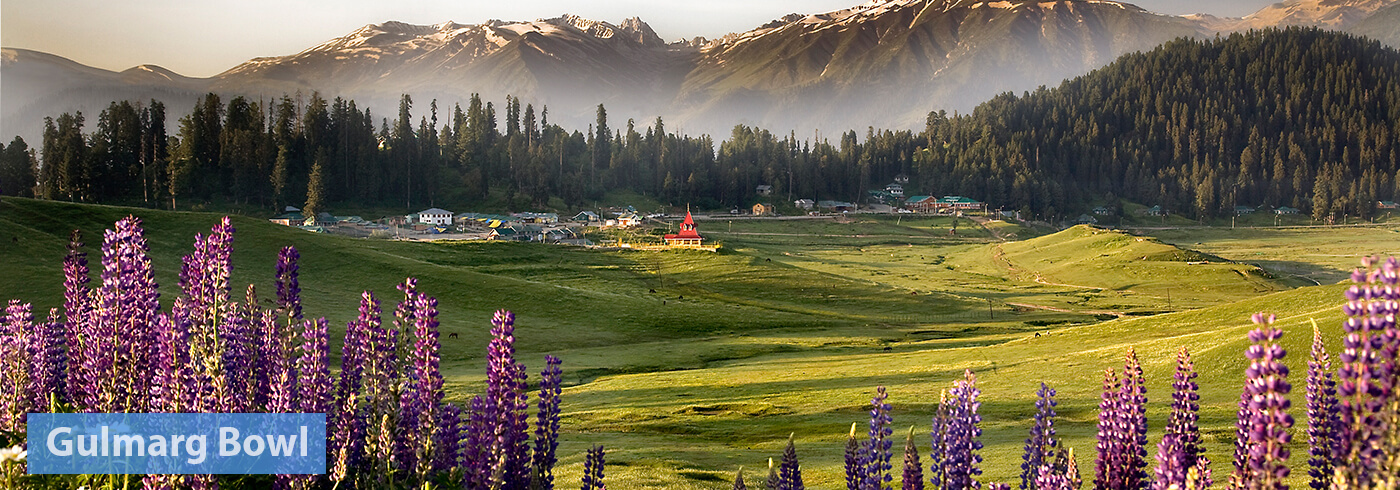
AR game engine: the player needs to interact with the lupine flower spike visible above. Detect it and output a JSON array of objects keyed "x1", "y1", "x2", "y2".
[
  {"x1": 582, "y1": 445, "x2": 606, "y2": 490},
  {"x1": 1237, "y1": 313, "x2": 1293, "y2": 490},
  {"x1": 847, "y1": 422, "x2": 862, "y2": 490},
  {"x1": 1154, "y1": 348, "x2": 1207, "y2": 490},
  {"x1": 1335, "y1": 256, "x2": 1399, "y2": 488},
  {"x1": 903, "y1": 427, "x2": 923, "y2": 490},
  {"x1": 734, "y1": 467, "x2": 748, "y2": 490},
  {"x1": 943, "y1": 371, "x2": 983, "y2": 490},
  {"x1": 768, "y1": 457, "x2": 780, "y2": 490},
  {"x1": 861, "y1": 386, "x2": 894, "y2": 490},
  {"x1": 1019, "y1": 383, "x2": 1057, "y2": 490},
  {"x1": 780, "y1": 433, "x2": 804, "y2": 490},
  {"x1": 1304, "y1": 321, "x2": 1339, "y2": 490}
]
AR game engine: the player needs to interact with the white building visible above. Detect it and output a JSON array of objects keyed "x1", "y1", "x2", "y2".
[{"x1": 416, "y1": 208, "x2": 454, "y2": 226}]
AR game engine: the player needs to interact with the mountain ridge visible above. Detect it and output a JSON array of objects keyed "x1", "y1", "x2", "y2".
[{"x1": 5, "y1": 0, "x2": 1399, "y2": 145}]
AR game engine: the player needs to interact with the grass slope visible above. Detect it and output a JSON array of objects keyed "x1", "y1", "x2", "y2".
[
  {"x1": 1, "y1": 197, "x2": 1370, "y2": 489},
  {"x1": 557, "y1": 282, "x2": 1351, "y2": 489}
]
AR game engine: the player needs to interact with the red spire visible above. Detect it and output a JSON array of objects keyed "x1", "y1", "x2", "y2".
[{"x1": 666, "y1": 209, "x2": 702, "y2": 240}]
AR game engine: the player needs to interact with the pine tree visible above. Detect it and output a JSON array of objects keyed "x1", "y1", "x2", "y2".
[{"x1": 305, "y1": 150, "x2": 328, "y2": 219}]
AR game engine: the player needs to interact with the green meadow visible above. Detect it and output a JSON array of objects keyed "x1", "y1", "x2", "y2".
[{"x1": 1, "y1": 197, "x2": 1393, "y2": 489}]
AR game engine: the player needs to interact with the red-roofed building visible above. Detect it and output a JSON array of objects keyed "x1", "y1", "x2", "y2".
[{"x1": 663, "y1": 211, "x2": 704, "y2": 247}]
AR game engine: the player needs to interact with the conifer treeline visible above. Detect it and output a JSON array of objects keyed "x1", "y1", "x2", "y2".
[{"x1": 4, "y1": 28, "x2": 1399, "y2": 219}]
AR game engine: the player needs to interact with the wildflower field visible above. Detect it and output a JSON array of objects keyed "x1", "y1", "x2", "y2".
[{"x1": 0, "y1": 197, "x2": 1397, "y2": 489}]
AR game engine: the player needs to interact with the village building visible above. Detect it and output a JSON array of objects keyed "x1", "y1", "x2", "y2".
[
  {"x1": 1234, "y1": 205, "x2": 1256, "y2": 215},
  {"x1": 663, "y1": 211, "x2": 704, "y2": 248},
  {"x1": 612, "y1": 213, "x2": 641, "y2": 228},
  {"x1": 1139, "y1": 205, "x2": 1167, "y2": 216},
  {"x1": 752, "y1": 203, "x2": 775, "y2": 216},
  {"x1": 1093, "y1": 206, "x2": 1113, "y2": 216},
  {"x1": 572, "y1": 211, "x2": 601, "y2": 222},
  {"x1": 756, "y1": 185, "x2": 773, "y2": 196},
  {"x1": 1378, "y1": 200, "x2": 1398, "y2": 210},
  {"x1": 416, "y1": 208, "x2": 454, "y2": 226},
  {"x1": 1273, "y1": 206, "x2": 1300, "y2": 215},
  {"x1": 270, "y1": 211, "x2": 306, "y2": 227},
  {"x1": 1077, "y1": 214, "x2": 1099, "y2": 225},
  {"x1": 794, "y1": 199, "x2": 815, "y2": 210},
  {"x1": 903, "y1": 196, "x2": 937, "y2": 212},
  {"x1": 934, "y1": 196, "x2": 984, "y2": 212},
  {"x1": 893, "y1": 174, "x2": 910, "y2": 184},
  {"x1": 817, "y1": 200, "x2": 857, "y2": 212},
  {"x1": 884, "y1": 183, "x2": 904, "y2": 197},
  {"x1": 512, "y1": 212, "x2": 560, "y2": 224}
]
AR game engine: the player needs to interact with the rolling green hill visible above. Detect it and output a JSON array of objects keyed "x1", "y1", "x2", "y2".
[{"x1": 0, "y1": 197, "x2": 1375, "y2": 489}]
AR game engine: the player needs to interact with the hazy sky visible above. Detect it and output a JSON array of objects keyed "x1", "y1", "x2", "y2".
[{"x1": 3, "y1": 0, "x2": 1283, "y2": 78}]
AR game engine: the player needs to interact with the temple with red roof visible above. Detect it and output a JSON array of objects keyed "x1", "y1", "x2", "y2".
[{"x1": 663, "y1": 211, "x2": 703, "y2": 248}]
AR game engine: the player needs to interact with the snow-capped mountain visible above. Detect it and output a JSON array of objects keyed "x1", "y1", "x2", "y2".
[
  {"x1": 1186, "y1": 0, "x2": 1399, "y2": 32},
  {"x1": 4, "y1": 0, "x2": 1400, "y2": 144},
  {"x1": 209, "y1": 15, "x2": 693, "y2": 118},
  {"x1": 673, "y1": 0, "x2": 1201, "y2": 133}
]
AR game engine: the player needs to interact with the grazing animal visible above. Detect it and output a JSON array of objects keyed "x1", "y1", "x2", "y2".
[
  {"x1": 882, "y1": 346, "x2": 892, "y2": 352},
  {"x1": 448, "y1": 332, "x2": 459, "y2": 339},
  {"x1": 1034, "y1": 332, "x2": 1041, "y2": 338},
  {"x1": 678, "y1": 295, "x2": 684, "y2": 300},
  {"x1": 649, "y1": 289, "x2": 656, "y2": 293},
  {"x1": 765, "y1": 258, "x2": 771, "y2": 262}
]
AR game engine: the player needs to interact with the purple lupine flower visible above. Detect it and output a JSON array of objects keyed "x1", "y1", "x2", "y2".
[
  {"x1": 178, "y1": 217, "x2": 233, "y2": 323},
  {"x1": 1019, "y1": 383, "x2": 1057, "y2": 490},
  {"x1": 298, "y1": 317, "x2": 333, "y2": 414},
  {"x1": 1094, "y1": 368, "x2": 1122, "y2": 490},
  {"x1": 1227, "y1": 384, "x2": 1251, "y2": 490},
  {"x1": 1335, "y1": 256, "x2": 1398, "y2": 488},
  {"x1": 30, "y1": 308, "x2": 65, "y2": 411},
  {"x1": 734, "y1": 468, "x2": 748, "y2": 490},
  {"x1": 486, "y1": 309, "x2": 532, "y2": 490},
  {"x1": 582, "y1": 445, "x2": 606, "y2": 490},
  {"x1": 88, "y1": 216, "x2": 160, "y2": 412},
  {"x1": 1304, "y1": 324, "x2": 1340, "y2": 490},
  {"x1": 275, "y1": 246, "x2": 302, "y2": 322},
  {"x1": 780, "y1": 433, "x2": 805, "y2": 490},
  {"x1": 532, "y1": 355, "x2": 564, "y2": 490},
  {"x1": 902, "y1": 428, "x2": 923, "y2": 490},
  {"x1": 984, "y1": 484, "x2": 1009, "y2": 490},
  {"x1": 768, "y1": 457, "x2": 780, "y2": 490},
  {"x1": 861, "y1": 386, "x2": 894, "y2": 490},
  {"x1": 0, "y1": 301, "x2": 34, "y2": 431},
  {"x1": 329, "y1": 390, "x2": 358, "y2": 484},
  {"x1": 929, "y1": 391, "x2": 949, "y2": 490},
  {"x1": 150, "y1": 313, "x2": 194, "y2": 413},
  {"x1": 400, "y1": 292, "x2": 443, "y2": 481},
  {"x1": 464, "y1": 395, "x2": 490, "y2": 490},
  {"x1": 218, "y1": 303, "x2": 254, "y2": 413},
  {"x1": 177, "y1": 218, "x2": 236, "y2": 414},
  {"x1": 943, "y1": 370, "x2": 983, "y2": 490},
  {"x1": 1154, "y1": 348, "x2": 1208, "y2": 490},
  {"x1": 1035, "y1": 465, "x2": 1074, "y2": 490},
  {"x1": 1240, "y1": 313, "x2": 1293, "y2": 490},
  {"x1": 846, "y1": 423, "x2": 862, "y2": 490},
  {"x1": 61, "y1": 230, "x2": 89, "y2": 406},
  {"x1": 391, "y1": 278, "x2": 419, "y2": 379},
  {"x1": 254, "y1": 307, "x2": 289, "y2": 411},
  {"x1": 435, "y1": 402, "x2": 462, "y2": 478},
  {"x1": 328, "y1": 291, "x2": 379, "y2": 477},
  {"x1": 1118, "y1": 348, "x2": 1149, "y2": 490}
]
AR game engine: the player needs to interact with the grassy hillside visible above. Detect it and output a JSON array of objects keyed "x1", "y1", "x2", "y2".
[
  {"x1": 0, "y1": 197, "x2": 1376, "y2": 489},
  {"x1": 555, "y1": 282, "x2": 1350, "y2": 489}
]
